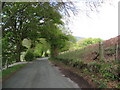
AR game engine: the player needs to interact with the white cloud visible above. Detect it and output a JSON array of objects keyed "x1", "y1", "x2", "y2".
[{"x1": 68, "y1": 0, "x2": 118, "y2": 40}]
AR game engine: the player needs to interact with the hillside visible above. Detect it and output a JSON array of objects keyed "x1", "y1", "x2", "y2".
[{"x1": 53, "y1": 35, "x2": 120, "y2": 88}]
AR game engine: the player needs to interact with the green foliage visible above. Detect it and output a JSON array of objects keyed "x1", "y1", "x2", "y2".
[
  {"x1": 22, "y1": 39, "x2": 31, "y2": 49},
  {"x1": 59, "y1": 35, "x2": 76, "y2": 52},
  {"x1": 2, "y1": 32, "x2": 17, "y2": 67},
  {"x1": 2, "y1": 2, "x2": 72, "y2": 64},
  {"x1": 34, "y1": 38, "x2": 50, "y2": 57},
  {"x1": 54, "y1": 57, "x2": 86, "y2": 70},
  {"x1": 87, "y1": 62, "x2": 101, "y2": 73},
  {"x1": 117, "y1": 83, "x2": 120, "y2": 88},
  {"x1": 24, "y1": 50, "x2": 34, "y2": 61},
  {"x1": 99, "y1": 63, "x2": 118, "y2": 81},
  {"x1": 70, "y1": 38, "x2": 103, "y2": 50},
  {"x1": 99, "y1": 80, "x2": 108, "y2": 88},
  {"x1": 82, "y1": 38, "x2": 102, "y2": 46}
]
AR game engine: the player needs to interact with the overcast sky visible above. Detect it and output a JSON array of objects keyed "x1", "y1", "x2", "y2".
[{"x1": 67, "y1": 0, "x2": 118, "y2": 40}]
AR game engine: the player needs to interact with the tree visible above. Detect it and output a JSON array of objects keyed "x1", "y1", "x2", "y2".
[
  {"x1": 76, "y1": 38, "x2": 103, "y2": 49},
  {"x1": 34, "y1": 38, "x2": 50, "y2": 57},
  {"x1": 2, "y1": 2, "x2": 39, "y2": 62},
  {"x1": 2, "y1": 1, "x2": 106, "y2": 64},
  {"x1": 2, "y1": 2, "x2": 71, "y2": 64}
]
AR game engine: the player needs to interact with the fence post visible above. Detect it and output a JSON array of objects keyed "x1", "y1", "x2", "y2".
[
  {"x1": 99, "y1": 41, "x2": 104, "y2": 61},
  {"x1": 115, "y1": 43, "x2": 118, "y2": 61}
]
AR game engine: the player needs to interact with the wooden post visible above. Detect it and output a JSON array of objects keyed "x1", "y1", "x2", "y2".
[
  {"x1": 118, "y1": 37, "x2": 120, "y2": 81},
  {"x1": 115, "y1": 43, "x2": 118, "y2": 61},
  {"x1": 99, "y1": 42, "x2": 104, "y2": 61}
]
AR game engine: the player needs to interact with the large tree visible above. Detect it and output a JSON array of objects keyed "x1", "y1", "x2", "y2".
[
  {"x1": 2, "y1": 2, "x2": 70, "y2": 65},
  {"x1": 2, "y1": 0, "x2": 107, "y2": 66}
]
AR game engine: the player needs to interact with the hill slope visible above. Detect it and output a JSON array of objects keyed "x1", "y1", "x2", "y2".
[{"x1": 74, "y1": 36, "x2": 85, "y2": 41}]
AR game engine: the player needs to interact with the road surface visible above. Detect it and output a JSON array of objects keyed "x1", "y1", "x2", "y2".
[{"x1": 3, "y1": 58, "x2": 79, "y2": 88}]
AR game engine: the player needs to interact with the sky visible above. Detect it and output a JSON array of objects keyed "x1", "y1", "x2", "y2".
[{"x1": 67, "y1": 0, "x2": 118, "y2": 40}]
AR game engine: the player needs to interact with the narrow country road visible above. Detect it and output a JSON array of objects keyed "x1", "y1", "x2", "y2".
[{"x1": 3, "y1": 58, "x2": 79, "y2": 88}]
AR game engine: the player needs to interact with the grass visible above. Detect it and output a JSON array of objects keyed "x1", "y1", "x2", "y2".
[
  {"x1": 50, "y1": 59, "x2": 120, "y2": 88},
  {"x1": 50, "y1": 54, "x2": 119, "y2": 88},
  {"x1": 2, "y1": 64, "x2": 27, "y2": 79}
]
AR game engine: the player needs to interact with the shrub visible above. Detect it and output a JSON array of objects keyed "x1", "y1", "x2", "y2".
[
  {"x1": 25, "y1": 50, "x2": 34, "y2": 61},
  {"x1": 68, "y1": 59, "x2": 74, "y2": 65},
  {"x1": 70, "y1": 59, "x2": 79, "y2": 67},
  {"x1": 100, "y1": 70, "x2": 116, "y2": 80},
  {"x1": 99, "y1": 80, "x2": 108, "y2": 88},
  {"x1": 88, "y1": 62, "x2": 101, "y2": 73},
  {"x1": 77, "y1": 60, "x2": 86, "y2": 69}
]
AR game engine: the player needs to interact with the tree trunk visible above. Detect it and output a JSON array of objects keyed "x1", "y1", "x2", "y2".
[
  {"x1": 5, "y1": 59, "x2": 8, "y2": 69},
  {"x1": 41, "y1": 51, "x2": 44, "y2": 57},
  {"x1": 16, "y1": 41, "x2": 21, "y2": 62},
  {"x1": 51, "y1": 46, "x2": 59, "y2": 58},
  {"x1": 44, "y1": 51, "x2": 48, "y2": 57}
]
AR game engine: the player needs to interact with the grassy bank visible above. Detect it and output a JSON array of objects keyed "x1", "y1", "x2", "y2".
[
  {"x1": 49, "y1": 59, "x2": 95, "y2": 88},
  {"x1": 51, "y1": 36, "x2": 120, "y2": 88},
  {"x1": 49, "y1": 58, "x2": 120, "y2": 88},
  {"x1": 2, "y1": 64, "x2": 27, "y2": 80}
]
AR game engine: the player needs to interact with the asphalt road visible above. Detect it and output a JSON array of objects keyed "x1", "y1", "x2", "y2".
[{"x1": 3, "y1": 58, "x2": 79, "y2": 88}]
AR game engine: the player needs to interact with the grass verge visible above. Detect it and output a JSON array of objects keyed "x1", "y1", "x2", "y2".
[
  {"x1": 49, "y1": 58, "x2": 119, "y2": 88},
  {"x1": 49, "y1": 59, "x2": 95, "y2": 88},
  {"x1": 2, "y1": 64, "x2": 27, "y2": 81}
]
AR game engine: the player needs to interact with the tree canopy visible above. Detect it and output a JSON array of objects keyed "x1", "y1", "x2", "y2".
[
  {"x1": 2, "y1": 2, "x2": 73, "y2": 67},
  {"x1": 2, "y1": 1, "x2": 106, "y2": 67},
  {"x1": 69, "y1": 38, "x2": 103, "y2": 50}
]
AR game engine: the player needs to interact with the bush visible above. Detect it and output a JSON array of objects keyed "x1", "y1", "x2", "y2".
[
  {"x1": 25, "y1": 50, "x2": 34, "y2": 61},
  {"x1": 88, "y1": 62, "x2": 101, "y2": 73},
  {"x1": 99, "y1": 64, "x2": 118, "y2": 80},
  {"x1": 75, "y1": 59, "x2": 86, "y2": 69},
  {"x1": 70, "y1": 59, "x2": 78, "y2": 67},
  {"x1": 99, "y1": 80, "x2": 108, "y2": 88}
]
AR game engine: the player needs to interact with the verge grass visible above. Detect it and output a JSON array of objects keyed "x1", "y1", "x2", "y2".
[{"x1": 2, "y1": 64, "x2": 27, "y2": 79}]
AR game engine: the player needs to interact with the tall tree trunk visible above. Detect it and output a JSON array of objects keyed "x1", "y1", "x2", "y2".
[
  {"x1": 16, "y1": 40, "x2": 21, "y2": 62},
  {"x1": 51, "y1": 45, "x2": 59, "y2": 58}
]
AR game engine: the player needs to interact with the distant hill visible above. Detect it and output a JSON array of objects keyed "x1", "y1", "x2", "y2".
[{"x1": 74, "y1": 36, "x2": 85, "y2": 41}]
